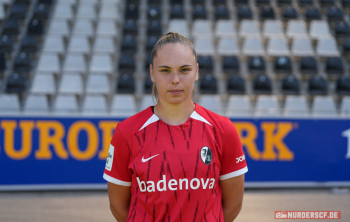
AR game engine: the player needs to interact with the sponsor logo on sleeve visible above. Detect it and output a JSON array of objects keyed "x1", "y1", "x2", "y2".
[
  {"x1": 105, "y1": 144, "x2": 114, "y2": 171},
  {"x1": 236, "y1": 155, "x2": 245, "y2": 163}
]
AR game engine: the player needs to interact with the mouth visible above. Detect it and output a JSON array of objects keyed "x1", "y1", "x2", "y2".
[{"x1": 168, "y1": 89, "x2": 183, "y2": 94}]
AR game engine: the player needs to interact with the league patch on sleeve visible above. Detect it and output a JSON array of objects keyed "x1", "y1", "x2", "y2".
[{"x1": 105, "y1": 144, "x2": 114, "y2": 171}]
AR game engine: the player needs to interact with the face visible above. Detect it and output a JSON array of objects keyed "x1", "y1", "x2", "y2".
[{"x1": 150, "y1": 43, "x2": 198, "y2": 105}]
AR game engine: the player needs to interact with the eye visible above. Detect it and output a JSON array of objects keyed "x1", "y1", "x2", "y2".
[
  {"x1": 181, "y1": 68, "x2": 190, "y2": 72},
  {"x1": 160, "y1": 69, "x2": 170, "y2": 73}
]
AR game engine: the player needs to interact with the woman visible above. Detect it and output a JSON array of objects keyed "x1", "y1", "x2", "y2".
[{"x1": 103, "y1": 32, "x2": 248, "y2": 222}]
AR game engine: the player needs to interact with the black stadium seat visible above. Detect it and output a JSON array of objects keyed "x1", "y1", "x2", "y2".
[
  {"x1": 335, "y1": 21, "x2": 350, "y2": 39},
  {"x1": 200, "y1": 74, "x2": 217, "y2": 94},
  {"x1": 0, "y1": 53, "x2": 6, "y2": 72},
  {"x1": 248, "y1": 56, "x2": 266, "y2": 73},
  {"x1": 222, "y1": 56, "x2": 240, "y2": 74},
  {"x1": 33, "y1": 3, "x2": 50, "y2": 20},
  {"x1": 0, "y1": 35, "x2": 13, "y2": 54},
  {"x1": 235, "y1": 0, "x2": 248, "y2": 5},
  {"x1": 171, "y1": 5, "x2": 185, "y2": 19},
  {"x1": 13, "y1": 52, "x2": 32, "y2": 72},
  {"x1": 144, "y1": 75, "x2": 153, "y2": 94},
  {"x1": 253, "y1": 75, "x2": 272, "y2": 94},
  {"x1": 170, "y1": 0, "x2": 183, "y2": 5},
  {"x1": 343, "y1": 39, "x2": 350, "y2": 56},
  {"x1": 336, "y1": 76, "x2": 350, "y2": 95},
  {"x1": 343, "y1": 0, "x2": 350, "y2": 8},
  {"x1": 299, "y1": 0, "x2": 314, "y2": 6},
  {"x1": 327, "y1": 7, "x2": 344, "y2": 22},
  {"x1": 193, "y1": 5, "x2": 207, "y2": 20},
  {"x1": 325, "y1": 57, "x2": 344, "y2": 75},
  {"x1": 283, "y1": 6, "x2": 298, "y2": 20},
  {"x1": 123, "y1": 19, "x2": 138, "y2": 36},
  {"x1": 305, "y1": 7, "x2": 321, "y2": 20},
  {"x1": 119, "y1": 55, "x2": 136, "y2": 72},
  {"x1": 147, "y1": 20, "x2": 162, "y2": 36},
  {"x1": 308, "y1": 75, "x2": 328, "y2": 95},
  {"x1": 282, "y1": 75, "x2": 300, "y2": 95},
  {"x1": 125, "y1": 4, "x2": 139, "y2": 19},
  {"x1": 118, "y1": 73, "x2": 135, "y2": 94},
  {"x1": 300, "y1": 57, "x2": 318, "y2": 74},
  {"x1": 6, "y1": 72, "x2": 26, "y2": 94},
  {"x1": 215, "y1": 5, "x2": 229, "y2": 20},
  {"x1": 121, "y1": 35, "x2": 137, "y2": 54},
  {"x1": 256, "y1": 0, "x2": 270, "y2": 6},
  {"x1": 237, "y1": 5, "x2": 252, "y2": 20},
  {"x1": 198, "y1": 56, "x2": 213, "y2": 73},
  {"x1": 20, "y1": 35, "x2": 38, "y2": 53},
  {"x1": 148, "y1": 5, "x2": 161, "y2": 20},
  {"x1": 192, "y1": 0, "x2": 205, "y2": 5},
  {"x1": 9, "y1": 3, "x2": 27, "y2": 19},
  {"x1": 320, "y1": 0, "x2": 335, "y2": 7},
  {"x1": 278, "y1": 0, "x2": 292, "y2": 6},
  {"x1": 2, "y1": 19, "x2": 20, "y2": 36},
  {"x1": 274, "y1": 56, "x2": 292, "y2": 74},
  {"x1": 227, "y1": 75, "x2": 245, "y2": 94},
  {"x1": 146, "y1": 36, "x2": 159, "y2": 53},
  {"x1": 213, "y1": 0, "x2": 227, "y2": 6},
  {"x1": 260, "y1": 5, "x2": 275, "y2": 19},
  {"x1": 27, "y1": 19, "x2": 44, "y2": 36}
]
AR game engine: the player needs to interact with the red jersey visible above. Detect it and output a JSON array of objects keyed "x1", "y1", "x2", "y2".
[{"x1": 103, "y1": 103, "x2": 248, "y2": 222}]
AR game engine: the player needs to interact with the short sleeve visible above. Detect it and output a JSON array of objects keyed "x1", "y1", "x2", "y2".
[
  {"x1": 103, "y1": 125, "x2": 132, "y2": 186},
  {"x1": 219, "y1": 120, "x2": 248, "y2": 180}
]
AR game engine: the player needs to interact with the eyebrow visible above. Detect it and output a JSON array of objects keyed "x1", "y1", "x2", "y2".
[{"x1": 158, "y1": 65, "x2": 193, "y2": 68}]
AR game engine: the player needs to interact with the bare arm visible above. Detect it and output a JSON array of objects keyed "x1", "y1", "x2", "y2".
[
  {"x1": 107, "y1": 182, "x2": 131, "y2": 222},
  {"x1": 221, "y1": 174, "x2": 245, "y2": 222}
]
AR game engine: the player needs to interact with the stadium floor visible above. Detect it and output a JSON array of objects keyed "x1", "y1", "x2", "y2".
[{"x1": 0, "y1": 189, "x2": 348, "y2": 222}]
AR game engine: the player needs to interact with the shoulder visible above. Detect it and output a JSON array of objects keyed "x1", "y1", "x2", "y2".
[
  {"x1": 116, "y1": 106, "x2": 154, "y2": 141},
  {"x1": 195, "y1": 104, "x2": 236, "y2": 135}
]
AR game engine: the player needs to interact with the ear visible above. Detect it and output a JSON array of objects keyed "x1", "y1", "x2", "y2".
[
  {"x1": 150, "y1": 64, "x2": 155, "y2": 82},
  {"x1": 195, "y1": 63, "x2": 199, "y2": 81}
]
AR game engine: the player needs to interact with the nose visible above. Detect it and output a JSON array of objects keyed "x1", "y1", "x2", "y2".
[{"x1": 171, "y1": 72, "x2": 180, "y2": 85}]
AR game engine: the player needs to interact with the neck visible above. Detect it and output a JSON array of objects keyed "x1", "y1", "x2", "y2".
[{"x1": 153, "y1": 99, "x2": 195, "y2": 125}]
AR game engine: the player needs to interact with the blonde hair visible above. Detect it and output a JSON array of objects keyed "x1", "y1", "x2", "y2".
[{"x1": 150, "y1": 32, "x2": 197, "y2": 104}]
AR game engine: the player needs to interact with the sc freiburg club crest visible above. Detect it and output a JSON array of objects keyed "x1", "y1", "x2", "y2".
[{"x1": 200, "y1": 146, "x2": 212, "y2": 165}]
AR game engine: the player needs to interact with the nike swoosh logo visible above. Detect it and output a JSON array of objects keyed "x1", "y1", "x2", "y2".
[{"x1": 142, "y1": 154, "x2": 159, "y2": 162}]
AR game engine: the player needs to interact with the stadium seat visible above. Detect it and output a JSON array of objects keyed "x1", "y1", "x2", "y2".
[
  {"x1": 96, "y1": 20, "x2": 118, "y2": 36},
  {"x1": 213, "y1": 0, "x2": 226, "y2": 5},
  {"x1": 111, "y1": 94, "x2": 137, "y2": 116},
  {"x1": 197, "y1": 56, "x2": 213, "y2": 72},
  {"x1": 281, "y1": 75, "x2": 300, "y2": 94},
  {"x1": 248, "y1": 56, "x2": 266, "y2": 73},
  {"x1": 267, "y1": 37, "x2": 290, "y2": 56},
  {"x1": 283, "y1": 95, "x2": 309, "y2": 116},
  {"x1": 20, "y1": 35, "x2": 38, "y2": 53},
  {"x1": 195, "y1": 38, "x2": 215, "y2": 55},
  {"x1": 237, "y1": 5, "x2": 252, "y2": 20},
  {"x1": 227, "y1": 75, "x2": 245, "y2": 94},
  {"x1": 262, "y1": 20, "x2": 284, "y2": 39},
  {"x1": 286, "y1": 20, "x2": 308, "y2": 39},
  {"x1": 217, "y1": 38, "x2": 239, "y2": 56},
  {"x1": 82, "y1": 95, "x2": 108, "y2": 114},
  {"x1": 147, "y1": 20, "x2": 162, "y2": 36},
  {"x1": 192, "y1": 0, "x2": 206, "y2": 5},
  {"x1": 89, "y1": 54, "x2": 113, "y2": 74},
  {"x1": 334, "y1": 21, "x2": 350, "y2": 39},
  {"x1": 168, "y1": 19, "x2": 190, "y2": 38},
  {"x1": 68, "y1": 36, "x2": 90, "y2": 54},
  {"x1": 170, "y1": 4, "x2": 184, "y2": 19},
  {"x1": 320, "y1": 0, "x2": 335, "y2": 7},
  {"x1": 312, "y1": 96, "x2": 337, "y2": 117},
  {"x1": 52, "y1": 4, "x2": 73, "y2": 20},
  {"x1": 36, "y1": 53, "x2": 60, "y2": 73},
  {"x1": 24, "y1": 94, "x2": 49, "y2": 113},
  {"x1": 9, "y1": 3, "x2": 27, "y2": 19},
  {"x1": 146, "y1": 36, "x2": 159, "y2": 53},
  {"x1": 148, "y1": 5, "x2": 161, "y2": 20},
  {"x1": 13, "y1": 52, "x2": 31, "y2": 72},
  {"x1": 63, "y1": 54, "x2": 86, "y2": 73},
  {"x1": 193, "y1": 5, "x2": 207, "y2": 20},
  {"x1": 242, "y1": 37, "x2": 264, "y2": 56},
  {"x1": 0, "y1": 53, "x2": 6, "y2": 72},
  {"x1": 253, "y1": 75, "x2": 272, "y2": 94},
  {"x1": 121, "y1": 35, "x2": 137, "y2": 53},
  {"x1": 255, "y1": 95, "x2": 281, "y2": 116},
  {"x1": 140, "y1": 95, "x2": 157, "y2": 111},
  {"x1": 99, "y1": 3, "x2": 119, "y2": 20},
  {"x1": 54, "y1": 94, "x2": 79, "y2": 113},
  {"x1": 117, "y1": 73, "x2": 135, "y2": 94},
  {"x1": 86, "y1": 74, "x2": 110, "y2": 95},
  {"x1": 291, "y1": 38, "x2": 314, "y2": 57},
  {"x1": 226, "y1": 95, "x2": 253, "y2": 116},
  {"x1": 215, "y1": 20, "x2": 236, "y2": 38},
  {"x1": 125, "y1": 4, "x2": 139, "y2": 19},
  {"x1": 6, "y1": 72, "x2": 26, "y2": 93},
  {"x1": 30, "y1": 73, "x2": 55, "y2": 95},
  {"x1": 274, "y1": 56, "x2": 292, "y2": 73},
  {"x1": 309, "y1": 21, "x2": 331, "y2": 40},
  {"x1": 33, "y1": 3, "x2": 50, "y2": 20},
  {"x1": 336, "y1": 76, "x2": 350, "y2": 95},
  {"x1": 308, "y1": 75, "x2": 328, "y2": 95},
  {"x1": 144, "y1": 75, "x2": 153, "y2": 94},
  {"x1": 43, "y1": 35, "x2": 65, "y2": 54},
  {"x1": 222, "y1": 56, "x2": 240, "y2": 74},
  {"x1": 123, "y1": 19, "x2": 138, "y2": 36},
  {"x1": 73, "y1": 20, "x2": 94, "y2": 36},
  {"x1": 58, "y1": 73, "x2": 83, "y2": 95},
  {"x1": 239, "y1": 20, "x2": 260, "y2": 38},
  {"x1": 299, "y1": 56, "x2": 318, "y2": 74},
  {"x1": 170, "y1": 0, "x2": 183, "y2": 5},
  {"x1": 282, "y1": 6, "x2": 298, "y2": 20},
  {"x1": 119, "y1": 55, "x2": 135, "y2": 72},
  {"x1": 340, "y1": 96, "x2": 350, "y2": 116},
  {"x1": 305, "y1": 8, "x2": 322, "y2": 21},
  {"x1": 260, "y1": 5, "x2": 275, "y2": 19},
  {"x1": 93, "y1": 36, "x2": 115, "y2": 53},
  {"x1": 200, "y1": 74, "x2": 217, "y2": 94},
  {"x1": 343, "y1": 39, "x2": 350, "y2": 56},
  {"x1": 27, "y1": 19, "x2": 44, "y2": 36},
  {"x1": 192, "y1": 20, "x2": 213, "y2": 38},
  {"x1": 2, "y1": 19, "x2": 20, "y2": 36},
  {"x1": 316, "y1": 37, "x2": 339, "y2": 57},
  {"x1": 325, "y1": 57, "x2": 344, "y2": 75},
  {"x1": 0, "y1": 35, "x2": 13, "y2": 54},
  {"x1": 299, "y1": 0, "x2": 314, "y2": 6},
  {"x1": 327, "y1": 6, "x2": 343, "y2": 22},
  {"x1": 215, "y1": 5, "x2": 229, "y2": 20},
  {"x1": 256, "y1": 0, "x2": 270, "y2": 5},
  {"x1": 198, "y1": 95, "x2": 224, "y2": 115},
  {"x1": 47, "y1": 20, "x2": 69, "y2": 36},
  {"x1": 0, "y1": 93, "x2": 20, "y2": 112}
]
